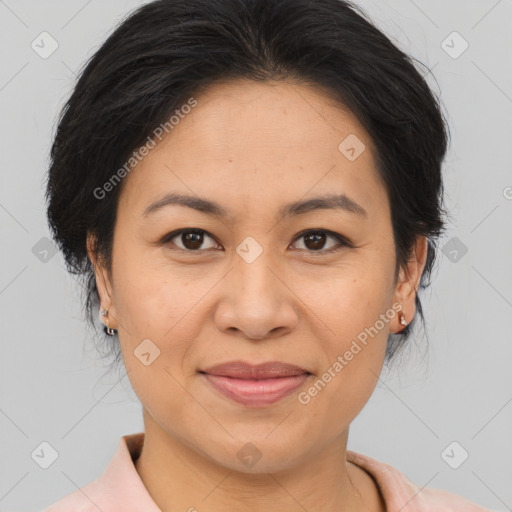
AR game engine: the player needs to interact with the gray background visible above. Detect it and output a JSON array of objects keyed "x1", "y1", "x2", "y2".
[{"x1": 0, "y1": 0, "x2": 511, "y2": 510}]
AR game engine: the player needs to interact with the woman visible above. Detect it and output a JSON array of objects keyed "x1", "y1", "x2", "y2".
[{"x1": 41, "y1": 0, "x2": 493, "y2": 510}]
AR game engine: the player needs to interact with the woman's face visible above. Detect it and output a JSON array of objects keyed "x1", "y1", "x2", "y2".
[{"x1": 89, "y1": 79, "x2": 426, "y2": 473}]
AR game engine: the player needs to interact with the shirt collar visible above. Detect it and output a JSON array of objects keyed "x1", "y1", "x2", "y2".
[
  {"x1": 92, "y1": 433, "x2": 422, "y2": 512},
  {"x1": 94, "y1": 431, "x2": 162, "y2": 511}
]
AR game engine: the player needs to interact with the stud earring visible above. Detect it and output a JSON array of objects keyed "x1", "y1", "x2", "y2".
[{"x1": 399, "y1": 308, "x2": 408, "y2": 330}]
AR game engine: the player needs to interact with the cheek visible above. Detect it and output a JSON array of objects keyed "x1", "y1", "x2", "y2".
[
  {"x1": 112, "y1": 253, "x2": 205, "y2": 394},
  {"x1": 305, "y1": 257, "x2": 393, "y2": 398},
  {"x1": 111, "y1": 244, "x2": 190, "y2": 338},
  {"x1": 311, "y1": 257, "x2": 394, "y2": 337},
  {"x1": 301, "y1": 305, "x2": 389, "y2": 435}
]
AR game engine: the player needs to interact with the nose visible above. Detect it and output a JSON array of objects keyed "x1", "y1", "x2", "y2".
[{"x1": 214, "y1": 252, "x2": 299, "y2": 341}]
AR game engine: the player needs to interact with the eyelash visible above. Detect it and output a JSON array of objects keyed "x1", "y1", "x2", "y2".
[{"x1": 159, "y1": 228, "x2": 353, "y2": 255}]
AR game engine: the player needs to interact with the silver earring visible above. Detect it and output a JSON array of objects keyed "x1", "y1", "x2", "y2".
[{"x1": 101, "y1": 308, "x2": 117, "y2": 336}]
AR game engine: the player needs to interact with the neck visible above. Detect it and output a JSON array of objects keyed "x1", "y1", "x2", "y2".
[{"x1": 134, "y1": 410, "x2": 385, "y2": 512}]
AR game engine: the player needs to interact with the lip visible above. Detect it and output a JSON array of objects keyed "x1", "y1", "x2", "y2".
[
  {"x1": 200, "y1": 361, "x2": 311, "y2": 407},
  {"x1": 202, "y1": 360, "x2": 310, "y2": 379}
]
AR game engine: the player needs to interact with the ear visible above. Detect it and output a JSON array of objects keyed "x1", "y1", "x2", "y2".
[
  {"x1": 391, "y1": 235, "x2": 428, "y2": 333},
  {"x1": 86, "y1": 232, "x2": 118, "y2": 329}
]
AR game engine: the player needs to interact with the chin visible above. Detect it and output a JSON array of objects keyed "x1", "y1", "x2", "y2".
[{"x1": 197, "y1": 433, "x2": 314, "y2": 475}]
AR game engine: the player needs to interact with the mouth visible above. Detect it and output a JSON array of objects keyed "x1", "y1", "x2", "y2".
[{"x1": 199, "y1": 361, "x2": 312, "y2": 407}]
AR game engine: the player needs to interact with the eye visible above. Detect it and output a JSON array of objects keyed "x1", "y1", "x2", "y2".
[
  {"x1": 160, "y1": 228, "x2": 352, "y2": 254},
  {"x1": 291, "y1": 229, "x2": 352, "y2": 253},
  {"x1": 164, "y1": 229, "x2": 220, "y2": 252}
]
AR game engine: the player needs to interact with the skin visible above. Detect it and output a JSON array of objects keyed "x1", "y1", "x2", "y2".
[{"x1": 87, "y1": 79, "x2": 427, "y2": 512}]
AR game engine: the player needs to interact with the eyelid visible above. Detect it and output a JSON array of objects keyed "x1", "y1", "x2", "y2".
[
  {"x1": 159, "y1": 228, "x2": 221, "y2": 250},
  {"x1": 159, "y1": 228, "x2": 353, "y2": 253},
  {"x1": 290, "y1": 229, "x2": 353, "y2": 253}
]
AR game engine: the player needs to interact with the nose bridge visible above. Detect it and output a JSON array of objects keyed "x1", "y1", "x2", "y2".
[
  {"x1": 232, "y1": 238, "x2": 281, "y2": 308},
  {"x1": 214, "y1": 237, "x2": 298, "y2": 339}
]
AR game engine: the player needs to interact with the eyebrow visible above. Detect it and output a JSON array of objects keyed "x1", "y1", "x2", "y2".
[{"x1": 142, "y1": 192, "x2": 368, "y2": 220}]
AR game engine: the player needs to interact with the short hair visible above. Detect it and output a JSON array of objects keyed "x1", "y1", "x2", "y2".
[{"x1": 45, "y1": 0, "x2": 450, "y2": 370}]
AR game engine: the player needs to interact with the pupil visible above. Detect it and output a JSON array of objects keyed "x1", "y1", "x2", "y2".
[
  {"x1": 306, "y1": 232, "x2": 325, "y2": 250},
  {"x1": 184, "y1": 231, "x2": 203, "y2": 250}
]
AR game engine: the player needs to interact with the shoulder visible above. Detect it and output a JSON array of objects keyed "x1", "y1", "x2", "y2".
[
  {"x1": 346, "y1": 450, "x2": 496, "y2": 512},
  {"x1": 38, "y1": 433, "x2": 159, "y2": 512},
  {"x1": 38, "y1": 478, "x2": 102, "y2": 511}
]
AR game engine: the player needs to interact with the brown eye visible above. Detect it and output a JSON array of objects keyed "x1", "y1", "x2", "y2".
[
  {"x1": 166, "y1": 229, "x2": 219, "y2": 251},
  {"x1": 161, "y1": 228, "x2": 350, "y2": 254},
  {"x1": 292, "y1": 230, "x2": 351, "y2": 253},
  {"x1": 303, "y1": 232, "x2": 327, "y2": 250}
]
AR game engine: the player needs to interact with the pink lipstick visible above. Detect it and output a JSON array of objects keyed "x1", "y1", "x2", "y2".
[{"x1": 200, "y1": 361, "x2": 311, "y2": 407}]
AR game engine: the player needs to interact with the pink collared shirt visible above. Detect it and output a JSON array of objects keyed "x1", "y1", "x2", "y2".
[{"x1": 40, "y1": 432, "x2": 494, "y2": 512}]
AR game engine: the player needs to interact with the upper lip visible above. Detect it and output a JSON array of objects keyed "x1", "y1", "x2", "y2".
[{"x1": 201, "y1": 361, "x2": 310, "y2": 379}]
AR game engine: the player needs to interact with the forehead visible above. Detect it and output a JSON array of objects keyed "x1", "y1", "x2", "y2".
[{"x1": 118, "y1": 79, "x2": 387, "y2": 223}]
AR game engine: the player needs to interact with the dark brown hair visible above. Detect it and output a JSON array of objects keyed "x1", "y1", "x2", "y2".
[{"x1": 45, "y1": 0, "x2": 450, "y2": 370}]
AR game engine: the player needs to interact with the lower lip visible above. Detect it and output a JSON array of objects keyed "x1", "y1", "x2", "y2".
[{"x1": 202, "y1": 373, "x2": 310, "y2": 407}]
